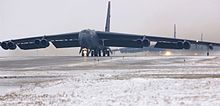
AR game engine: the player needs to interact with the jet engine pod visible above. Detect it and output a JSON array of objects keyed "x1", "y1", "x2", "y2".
[
  {"x1": 41, "y1": 39, "x2": 50, "y2": 48},
  {"x1": 1, "y1": 42, "x2": 9, "y2": 50},
  {"x1": 177, "y1": 41, "x2": 184, "y2": 49},
  {"x1": 34, "y1": 39, "x2": 50, "y2": 48},
  {"x1": 142, "y1": 39, "x2": 150, "y2": 47},
  {"x1": 183, "y1": 41, "x2": 191, "y2": 49},
  {"x1": 8, "y1": 41, "x2": 17, "y2": 50},
  {"x1": 136, "y1": 39, "x2": 142, "y2": 45},
  {"x1": 34, "y1": 39, "x2": 41, "y2": 45},
  {"x1": 209, "y1": 44, "x2": 214, "y2": 50}
]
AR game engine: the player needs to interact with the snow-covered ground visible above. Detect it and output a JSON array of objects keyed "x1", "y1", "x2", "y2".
[{"x1": 0, "y1": 56, "x2": 220, "y2": 106}]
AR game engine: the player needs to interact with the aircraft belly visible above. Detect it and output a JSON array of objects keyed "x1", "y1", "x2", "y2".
[{"x1": 78, "y1": 30, "x2": 102, "y2": 50}]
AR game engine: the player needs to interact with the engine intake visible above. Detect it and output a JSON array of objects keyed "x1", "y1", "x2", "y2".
[
  {"x1": 41, "y1": 39, "x2": 50, "y2": 47},
  {"x1": 1, "y1": 42, "x2": 9, "y2": 50},
  {"x1": 183, "y1": 41, "x2": 191, "y2": 49},
  {"x1": 8, "y1": 41, "x2": 17, "y2": 50},
  {"x1": 1, "y1": 41, "x2": 17, "y2": 50},
  {"x1": 177, "y1": 41, "x2": 183, "y2": 49},
  {"x1": 34, "y1": 39, "x2": 41, "y2": 45},
  {"x1": 142, "y1": 39, "x2": 150, "y2": 47},
  {"x1": 136, "y1": 39, "x2": 150, "y2": 47},
  {"x1": 34, "y1": 39, "x2": 50, "y2": 48}
]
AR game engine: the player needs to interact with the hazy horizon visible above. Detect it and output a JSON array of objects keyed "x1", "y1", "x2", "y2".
[{"x1": 1, "y1": 0, "x2": 220, "y2": 56}]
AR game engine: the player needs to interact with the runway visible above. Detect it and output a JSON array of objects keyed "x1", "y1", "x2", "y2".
[{"x1": 0, "y1": 56, "x2": 220, "y2": 105}]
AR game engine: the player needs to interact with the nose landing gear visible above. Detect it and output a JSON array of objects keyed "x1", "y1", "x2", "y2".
[{"x1": 81, "y1": 48, "x2": 89, "y2": 57}]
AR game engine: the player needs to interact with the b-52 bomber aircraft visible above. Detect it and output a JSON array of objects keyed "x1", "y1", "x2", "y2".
[{"x1": 1, "y1": 1, "x2": 220, "y2": 56}]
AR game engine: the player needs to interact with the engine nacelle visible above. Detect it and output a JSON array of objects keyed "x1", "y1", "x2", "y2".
[
  {"x1": 34, "y1": 39, "x2": 41, "y2": 45},
  {"x1": 155, "y1": 41, "x2": 191, "y2": 49},
  {"x1": 142, "y1": 39, "x2": 150, "y2": 47},
  {"x1": 209, "y1": 44, "x2": 214, "y2": 50},
  {"x1": 183, "y1": 41, "x2": 191, "y2": 49},
  {"x1": 41, "y1": 39, "x2": 50, "y2": 47},
  {"x1": 136, "y1": 40, "x2": 142, "y2": 45},
  {"x1": 34, "y1": 39, "x2": 50, "y2": 48},
  {"x1": 177, "y1": 41, "x2": 183, "y2": 49},
  {"x1": 1, "y1": 41, "x2": 17, "y2": 50},
  {"x1": 8, "y1": 41, "x2": 17, "y2": 50},
  {"x1": 136, "y1": 39, "x2": 150, "y2": 47},
  {"x1": 1, "y1": 42, "x2": 9, "y2": 50}
]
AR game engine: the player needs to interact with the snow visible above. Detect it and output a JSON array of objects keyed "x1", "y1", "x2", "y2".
[{"x1": 0, "y1": 56, "x2": 220, "y2": 105}]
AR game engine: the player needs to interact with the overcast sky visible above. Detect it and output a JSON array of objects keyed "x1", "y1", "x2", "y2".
[{"x1": 0, "y1": 0, "x2": 220, "y2": 55}]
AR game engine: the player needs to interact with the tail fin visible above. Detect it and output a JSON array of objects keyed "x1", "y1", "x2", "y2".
[
  {"x1": 201, "y1": 33, "x2": 203, "y2": 41},
  {"x1": 105, "y1": 1, "x2": 111, "y2": 32}
]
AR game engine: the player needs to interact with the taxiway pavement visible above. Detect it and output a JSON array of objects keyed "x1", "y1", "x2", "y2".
[{"x1": 0, "y1": 56, "x2": 220, "y2": 105}]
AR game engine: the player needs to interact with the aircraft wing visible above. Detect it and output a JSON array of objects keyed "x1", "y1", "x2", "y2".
[
  {"x1": 1, "y1": 32, "x2": 80, "y2": 50},
  {"x1": 96, "y1": 31, "x2": 220, "y2": 49}
]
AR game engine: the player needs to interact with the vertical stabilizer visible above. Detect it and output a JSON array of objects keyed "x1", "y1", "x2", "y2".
[
  {"x1": 105, "y1": 1, "x2": 111, "y2": 32},
  {"x1": 201, "y1": 33, "x2": 203, "y2": 41},
  {"x1": 174, "y1": 24, "x2": 176, "y2": 39}
]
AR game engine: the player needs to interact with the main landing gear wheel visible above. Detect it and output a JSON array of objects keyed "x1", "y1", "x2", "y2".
[
  {"x1": 98, "y1": 51, "x2": 102, "y2": 57},
  {"x1": 103, "y1": 49, "x2": 110, "y2": 57},
  {"x1": 94, "y1": 50, "x2": 98, "y2": 57},
  {"x1": 107, "y1": 51, "x2": 110, "y2": 57},
  {"x1": 84, "y1": 49, "x2": 111, "y2": 57},
  {"x1": 91, "y1": 51, "x2": 94, "y2": 57}
]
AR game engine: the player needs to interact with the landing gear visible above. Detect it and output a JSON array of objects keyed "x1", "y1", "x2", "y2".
[
  {"x1": 107, "y1": 51, "x2": 110, "y2": 57},
  {"x1": 81, "y1": 48, "x2": 89, "y2": 57},
  {"x1": 103, "y1": 50, "x2": 106, "y2": 57},
  {"x1": 82, "y1": 52, "x2": 85, "y2": 57},
  {"x1": 98, "y1": 50, "x2": 102, "y2": 57},
  {"x1": 81, "y1": 48, "x2": 112, "y2": 57},
  {"x1": 103, "y1": 49, "x2": 110, "y2": 57},
  {"x1": 206, "y1": 45, "x2": 213, "y2": 56},
  {"x1": 207, "y1": 52, "x2": 209, "y2": 56},
  {"x1": 90, "y1": 50, "x2": 100, "y2": 57},
  {"x1": 91, "y1": 51, "x2": 94, "y2": 57},
  {"x1": 94, "y1": 50, "x2": 98, "y2": 57}
]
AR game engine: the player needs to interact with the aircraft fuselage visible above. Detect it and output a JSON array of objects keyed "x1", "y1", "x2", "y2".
[
  {"x1": 78, "y1": 29, "x2": 101, "y2": 50},
  {"x1": 78, "y1": 29, "x2": 109, "y2": 56}
]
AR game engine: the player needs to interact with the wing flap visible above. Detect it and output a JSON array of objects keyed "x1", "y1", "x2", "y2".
[
  {"x1": 17, "y1": 43, "x2": 41, "y2": 50},
  {"x1": 97, "y1": 31, "x2": 142, "y2": 40},
  {"x1": 51, "y1": 40, "x2": 80, "y2": 48},
  {"x1": 104, "y1": 40, "x2": 142, "y2": 48}
]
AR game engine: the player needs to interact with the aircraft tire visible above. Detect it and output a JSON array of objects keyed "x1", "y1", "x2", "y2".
[
  {"x1": 107, "y1": 51, "x2": 110, "y2": 57},
  {"x1": 82, "y1": 52, "x2": 84, "y2": 57},
  {"x1": 91, "y1": 51, "x2": 94, "y2": 57},
  {"x1": 94, "y1": 50, "x2": 98, "y2": 57},
  {"x1": 98, "y1": 51, "x2": 102, "y2": 57}
]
